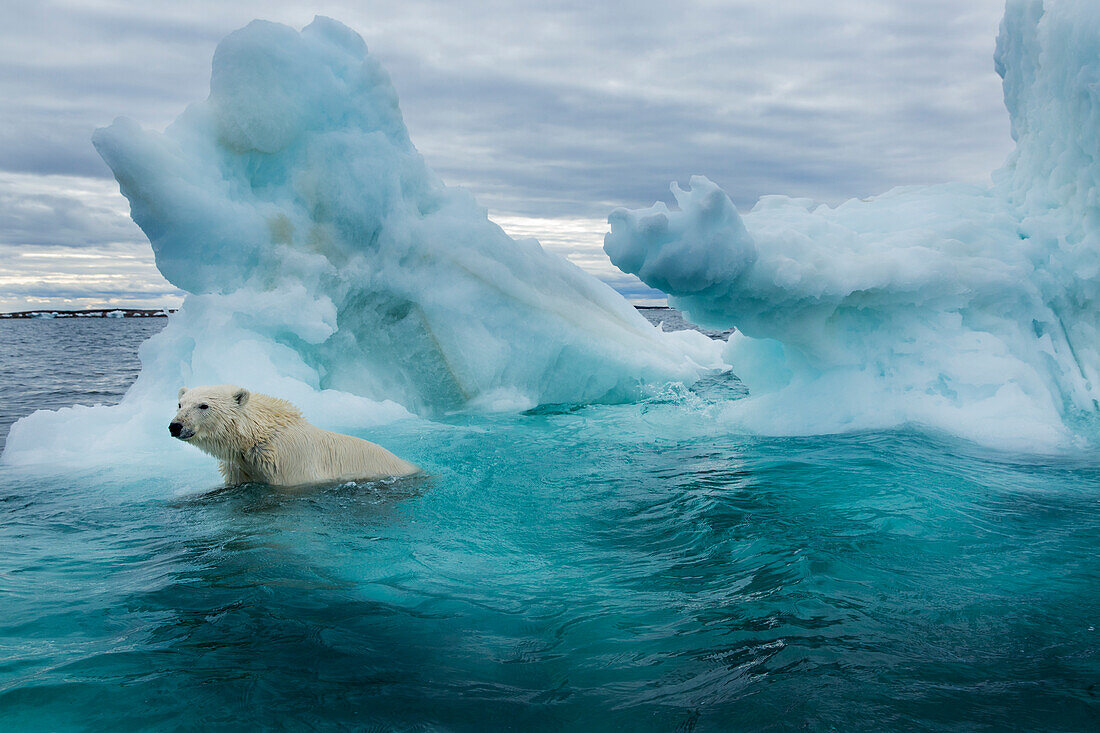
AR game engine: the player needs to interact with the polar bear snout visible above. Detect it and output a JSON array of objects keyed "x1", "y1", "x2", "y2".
[{"x1": 169, "y1": 421, "x2": 194, "y2": 440}]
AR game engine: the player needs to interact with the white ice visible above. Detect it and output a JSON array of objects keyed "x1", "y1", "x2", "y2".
[
  {"x1": 3, "y1": 17, "x2": 721, "y2": 468},
  {"x1": 605, "y1": 0, "x2": 1100, "y2": 451}
]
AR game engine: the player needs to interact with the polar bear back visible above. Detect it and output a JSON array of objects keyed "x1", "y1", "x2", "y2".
[{"x1": 259, "y1": 422, "x2": 419, "y2": 485}]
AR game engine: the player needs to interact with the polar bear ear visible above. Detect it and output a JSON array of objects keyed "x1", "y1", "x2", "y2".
[
  {"x1": 233, "y1": 388, "x2": 250, "y2": 407},
  {"x1": 178, "y1": 387, "x2": 188, "y2": 399}
]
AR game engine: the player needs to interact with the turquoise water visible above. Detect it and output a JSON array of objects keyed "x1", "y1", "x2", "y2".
[{"x1": 0, "y1": 316, "x2": 1097, "y2": 730}]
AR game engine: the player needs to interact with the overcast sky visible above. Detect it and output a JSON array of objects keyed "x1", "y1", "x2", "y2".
[{"x1": 1, "y1": 0, "x2": 1013, "y2": 311}]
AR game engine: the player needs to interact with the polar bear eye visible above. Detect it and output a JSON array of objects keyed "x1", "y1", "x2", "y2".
[{"x1": 199, "y1": 404, "x2": 209, "y2": 410}]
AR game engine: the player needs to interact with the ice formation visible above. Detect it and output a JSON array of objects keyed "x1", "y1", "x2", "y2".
[
  {"x1": 3, "y1": 17, "x2": 720, "y2": 467},
  {"x1": 605, "y1": 0, "x2": 1100, "y2": 450}
]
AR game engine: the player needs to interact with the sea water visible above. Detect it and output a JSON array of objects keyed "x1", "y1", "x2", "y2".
[
  {"x1": 0, "y1": 314, "x2": 1096, "y2": 731},
  {"x1": 0, "y1": 318, "x2": 164, "y2": 447}
]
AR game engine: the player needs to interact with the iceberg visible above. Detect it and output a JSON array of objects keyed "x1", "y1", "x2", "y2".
[
  {"x1": 3, "y1": 17, "x2": 720, "y2": 467},
  {"x1": 605, "y1": 0, "x2": 1100, "y2": 450}
]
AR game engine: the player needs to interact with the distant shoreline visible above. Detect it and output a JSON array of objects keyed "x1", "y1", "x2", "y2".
[
  {"x1": 2, "y1": 305, "x2": 668, "y2": 319},
  {"x1": 0, "y1": 308, "x2": 176, "y2": 319}
]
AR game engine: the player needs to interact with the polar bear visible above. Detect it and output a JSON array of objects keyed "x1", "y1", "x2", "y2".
[{"x1": 169, "y1": 385, "x2": 419, "y2": 486}]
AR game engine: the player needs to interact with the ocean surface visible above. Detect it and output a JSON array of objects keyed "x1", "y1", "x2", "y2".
[{"x1": 0, "y1": 312, "x2": 1097, "y2": 731}]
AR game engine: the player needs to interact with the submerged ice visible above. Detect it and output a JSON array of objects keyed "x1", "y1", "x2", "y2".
[
  {"x1": 3, "y1": 17, "x2": 720, "y2": 465},
  {"x1": 605, "y1": 0, "x2": 1100, "y2": 450}
]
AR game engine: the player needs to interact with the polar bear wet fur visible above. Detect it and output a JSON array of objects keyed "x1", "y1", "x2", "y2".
[{"x1": 169, "y1": 385, "x2": 419, "y2": 486}]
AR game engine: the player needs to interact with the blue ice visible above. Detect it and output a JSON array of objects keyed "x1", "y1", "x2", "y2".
[
  {"x1": 2, "y1": 17, "x2": 720, "y2": 467},
  {"x1": 605, "y1": 0, "x2": 1100, "y2": 450}
]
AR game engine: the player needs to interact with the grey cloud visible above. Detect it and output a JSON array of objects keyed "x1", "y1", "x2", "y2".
[
  {"x1": 0, "y1": 282, "x2": 179, "y2": 299},
  {"x1": 0, "y1": 0, "x2": 1014, "y2": 307},
  {"x1": 0, "y1": 243, "x2": 184, "y2": 312},
  {"x1": 0, "y1": 177, "x2": 141, "y2": 247},
  {"x1": 371, "y1": 0, "x2": 1012, "y2": 215},
  {"x1": 0, "y1": 124, "x2": 113, "y2": 178},
  {"x1": 3, "y1": 0, "x2": 1013, "y2": 209}
]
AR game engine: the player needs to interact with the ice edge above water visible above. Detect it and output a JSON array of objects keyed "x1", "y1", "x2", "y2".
[
  {"x1": 604, "y1": 0, "x2": 1100, "y2": 453},
  {"x1": 6, "y1": 0, "x2": 1099, "y2": 467},
  {"x1": 2, "y1": 15, "x2": 723, "y2": 467}
]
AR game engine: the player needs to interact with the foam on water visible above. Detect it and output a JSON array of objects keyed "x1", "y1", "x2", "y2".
[{"x1": 605, "y1": 0, "x2": 1100, "y2": 451}]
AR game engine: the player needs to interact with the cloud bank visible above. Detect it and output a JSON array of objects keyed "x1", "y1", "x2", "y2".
[{"x1": 1, "y1": 0, "x2": 1012, "y2": 309}]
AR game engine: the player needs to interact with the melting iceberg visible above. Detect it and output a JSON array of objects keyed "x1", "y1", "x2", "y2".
[
  {"x1": 605, "y1": 0, "x2": 1100, "y2": 450},
  {"x1": 3, "y1": 17, "x2": 720, "y2": 467}
]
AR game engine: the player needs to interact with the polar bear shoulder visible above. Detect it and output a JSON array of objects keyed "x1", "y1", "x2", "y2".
[{"x1": 171, "y1": 385, "x2": 419, "y2": 486}]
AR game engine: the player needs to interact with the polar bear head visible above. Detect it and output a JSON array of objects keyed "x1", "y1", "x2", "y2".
[{"x1": 169, "y1": 384, "x2": 250, "y2": 443}]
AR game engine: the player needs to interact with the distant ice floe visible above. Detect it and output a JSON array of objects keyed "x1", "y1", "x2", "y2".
[
  {"x1": 3, "y1": 16, "x2": 721, "y2": 467},
  {"x1": 605, "y1": 0, "x2": 1100, "y2": 451}
]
